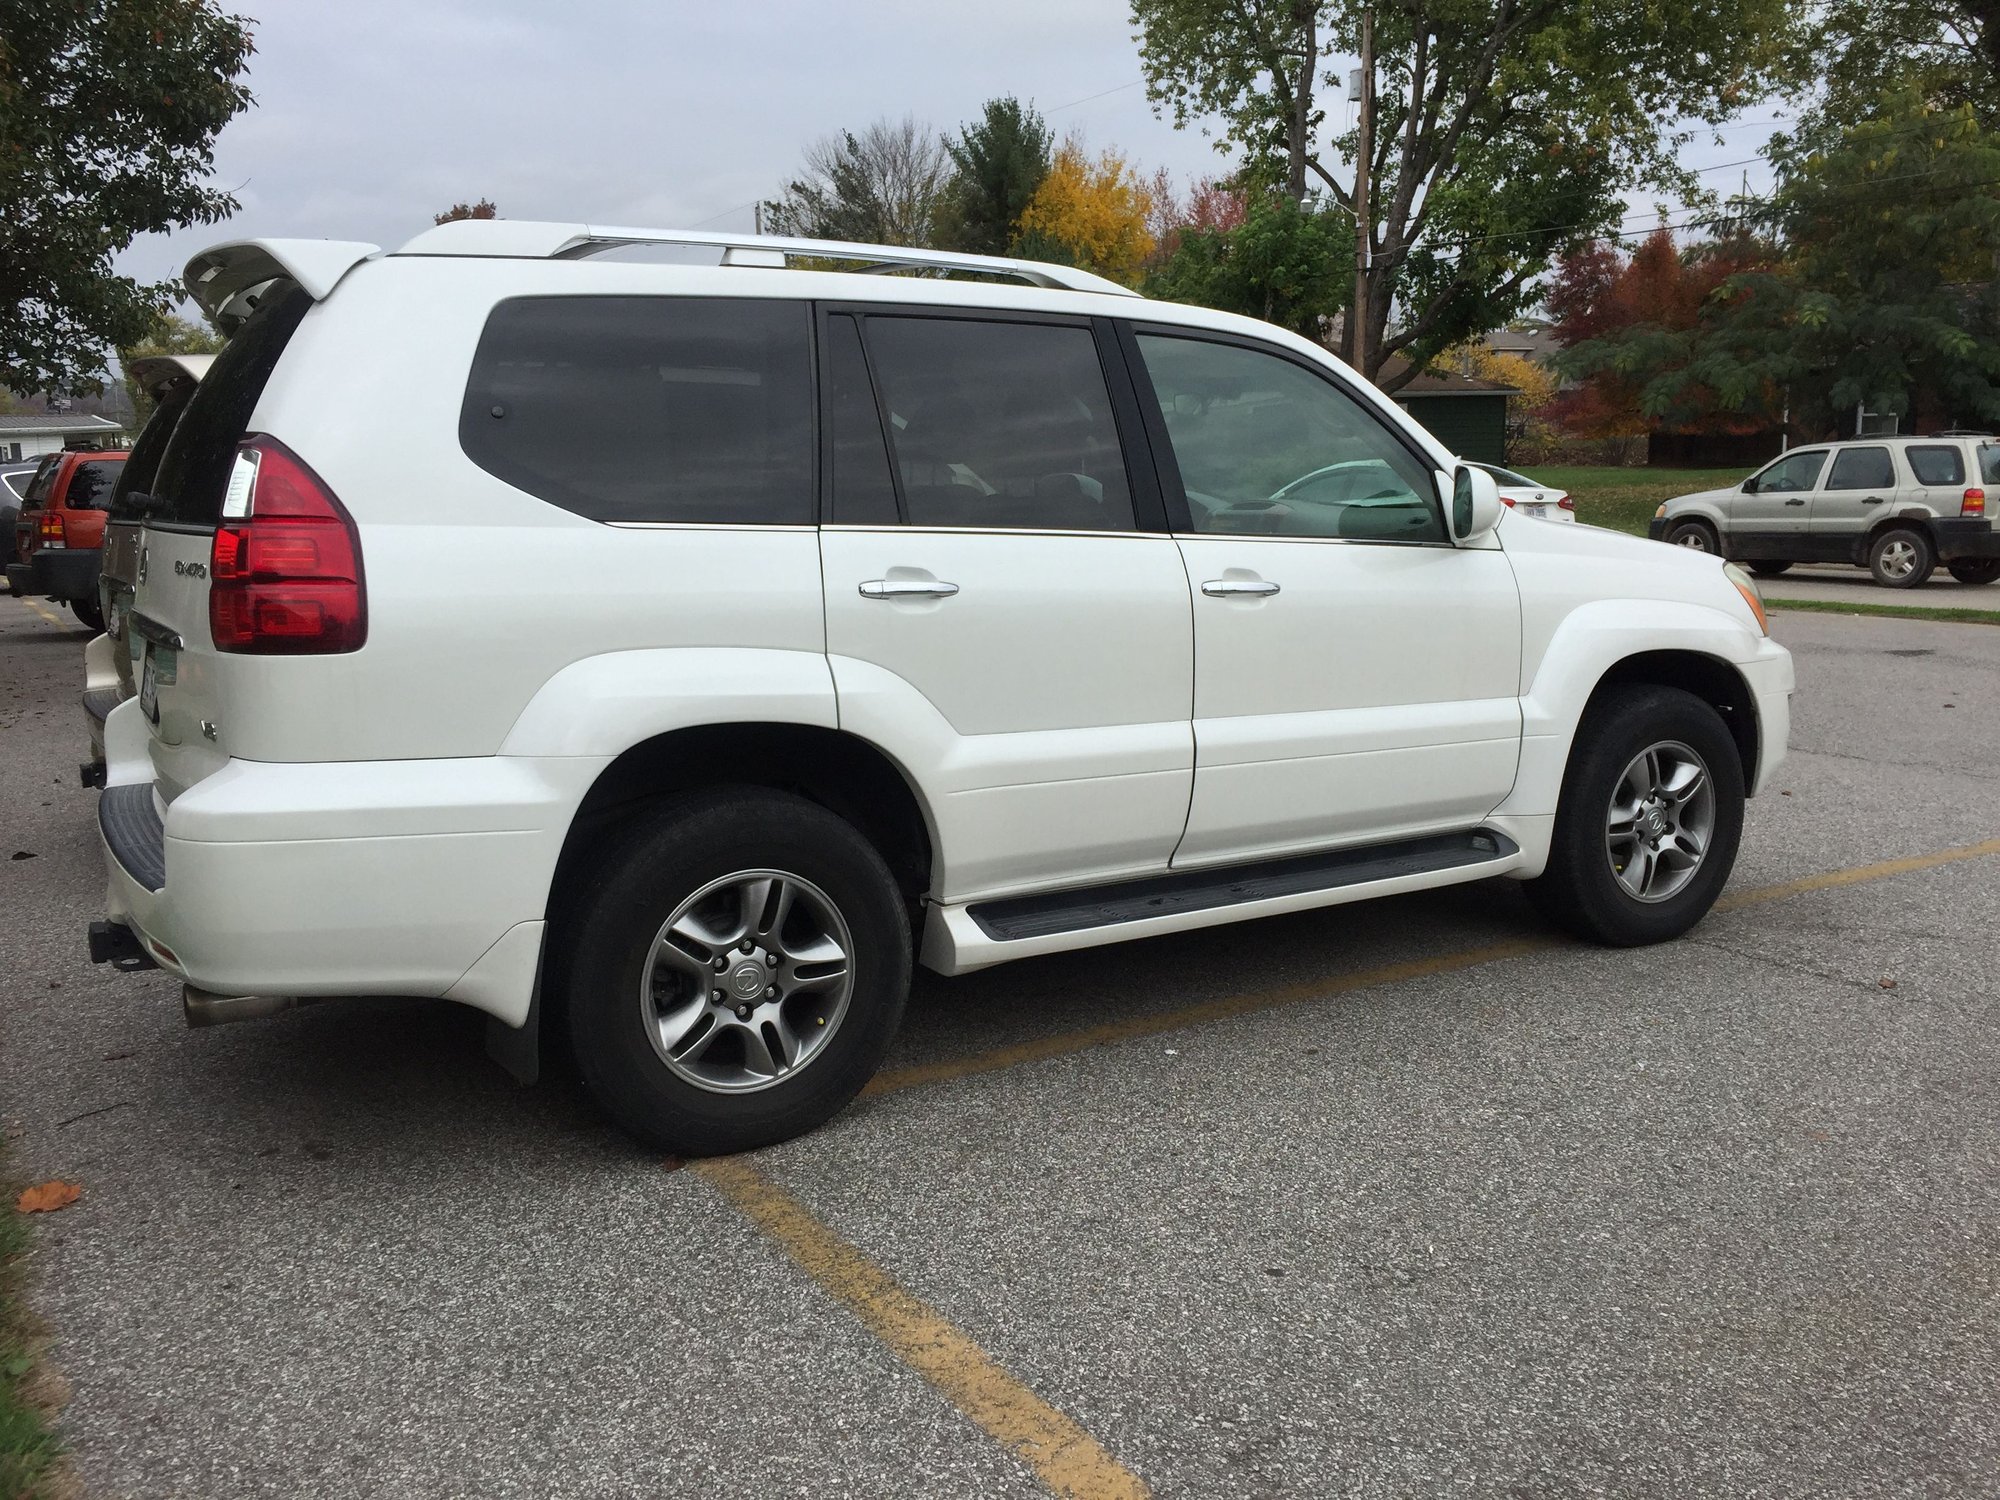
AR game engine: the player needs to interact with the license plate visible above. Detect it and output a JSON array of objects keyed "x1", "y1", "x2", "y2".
[
  {"x1": 138, "y1": 642, "x2": 176, "y2": 723},
  {"x1": 1521, "y1": 503, "x2": 1549, "y2": 520}
]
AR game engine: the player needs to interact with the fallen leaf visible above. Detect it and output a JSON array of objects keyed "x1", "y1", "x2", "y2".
[
  {"x1": 16, "y1": 1180, "x2": 81, "y2": 1214},
  {"x1": 1879, "y1": 978, "x2": 1898, "y2": 989},
  {"x1": 9, "y1": 851, "x2": 34, "y2": 861},
  {"x1": 1779, "y1": 790, "x2": 1793, "y2": 797},
  {"x1": 660, "y1": 1155, "x2": 686, "y2": 1173}
]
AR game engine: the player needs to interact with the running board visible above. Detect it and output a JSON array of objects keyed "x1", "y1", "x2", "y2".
[{"x1": 967, "y1": 829, "x2": 1518, "y2": 943}]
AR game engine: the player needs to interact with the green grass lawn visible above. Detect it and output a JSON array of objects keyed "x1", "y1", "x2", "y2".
[{"x1": 1521, "y1": 466, "x2": 1743, "y2": 536}]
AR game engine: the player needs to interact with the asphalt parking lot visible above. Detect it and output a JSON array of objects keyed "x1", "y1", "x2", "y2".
[{"x1": 3, "y1": 594, "x2": 1997, "y2": 1500}]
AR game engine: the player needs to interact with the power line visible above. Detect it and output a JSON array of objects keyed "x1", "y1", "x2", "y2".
[{"x1": 1049, "y1": 79, "x2": 1146, "y2": 114}]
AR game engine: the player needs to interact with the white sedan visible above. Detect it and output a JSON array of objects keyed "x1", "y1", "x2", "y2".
[{"x1": 1472, "y1": 462, "x2": 1575, "y2": 523}]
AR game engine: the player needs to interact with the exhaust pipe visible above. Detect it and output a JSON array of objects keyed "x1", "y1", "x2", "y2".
[{"x1": 182, "y1": 986, "x2": 312, "y2": 1028}]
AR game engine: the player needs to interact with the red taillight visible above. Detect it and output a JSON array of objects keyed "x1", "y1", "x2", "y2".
[
  {"x1": 1556, "y1": 494, "x2": 1575, "y2": 511},
  {"x1": 38, "y1": 511, "x2": 65, "y2": 546},
  {"x1": 208, "y1": 438, "x2": 366, "y2": 655},
  {"x1": 1963, "y1": 487, "x2": 1986, "y2": 517},
  {"x1": 1500, "y1": 496, "x2": 1516, "y2": 507}
]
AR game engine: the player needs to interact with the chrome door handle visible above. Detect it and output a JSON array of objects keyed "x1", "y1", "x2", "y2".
[
  {"x1": 1861, "y1": 496, "x2": 1885, "y2": 505},
  {"x1": 1784, "y1": 498, "x2": 1807, "y2": 506},
  {"x1": 858, "y1": 578, "x2": 959, "y2": 600},
  {"x1": 1201, "y1": 578, "x2": 1281, "y2": 598}
]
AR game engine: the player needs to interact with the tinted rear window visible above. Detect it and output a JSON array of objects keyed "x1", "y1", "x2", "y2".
[
  {"x1": 60, "y1": 459, "x2": 122, "y2": 510},
  {"x1": 1906, "y1": 444, "x2": 1965, "y2": 486},
  {"x1": 108, "y1": 381, "x2": 199, "y2": 520},
  {"x1": 1825, "y1": 447, "x2": 1894, "y2": 490},
  {"x1": 1982, "y1": 445, "x2": 2000, "y2": 486},
  {"x1": 460, "y1": 296, "x2": 814, "y2": 525},
  {"x1": 151, "y1": 284, "x2": 311, "y2": 527}
]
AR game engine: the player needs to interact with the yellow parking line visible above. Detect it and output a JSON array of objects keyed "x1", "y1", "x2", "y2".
[
  {"x1": 865, "y1": 836, "x2": 2000, "y2": 1100},
  {"x1": 695, "y1": 1156, "x2": 1151, "y2": 1500},
  {"x1": 18, "y1": 596, "x2": 66, "y2": 628},
  {"x1": 696, "y1": 835, "x2": 2000, "y2": 1499}
]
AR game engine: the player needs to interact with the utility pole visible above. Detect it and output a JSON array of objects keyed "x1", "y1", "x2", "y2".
[
  {"x1": 1350, "y1": 6, "x2": 1374, "y2": 374},
  {"x1": 754, "y1": 203, "x2": 763, "y2": 236}
]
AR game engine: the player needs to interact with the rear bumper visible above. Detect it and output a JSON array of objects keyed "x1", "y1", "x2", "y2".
[
  {"x1": 1933, "y1": 518, "x2": 2000, "y2": 560},
  {"x1": 8, "y1": 548, "x2": 99, "y2": 601},
  {"x1": 97, "y1": 748, "x2": 609, "y2": 1026}
]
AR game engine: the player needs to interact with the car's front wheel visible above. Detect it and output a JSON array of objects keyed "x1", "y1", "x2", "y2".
[
  {"x1": 1664, "y1": 519, "x2": 1720, "y2": 554},
  {"x1": 71, "y1": 594, "x2": 103, "y2": 631},
  {"x1": 1947, "y1": 558, "x2": 2000, "y2": 585},
  {"x1": 559, "y1": 788, "x2": 911, "y2": 1155},
  {"x1": 1526, "y1": 685, "x2": 1745, "y2": 946}
]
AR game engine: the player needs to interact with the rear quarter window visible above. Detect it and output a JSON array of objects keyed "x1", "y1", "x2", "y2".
[
  {"x1": 59, "y1": 459, "x2": 123, "y2": 511},
  {"x1": 459, "y1": 296, "x2": 814, "y2": 525},
  {"x1": 1905, "y1": 444, "x2": 1965, "y2": 486},
  {"x1": 108, "y1": 381, "x2": 199, "y2": 520}
]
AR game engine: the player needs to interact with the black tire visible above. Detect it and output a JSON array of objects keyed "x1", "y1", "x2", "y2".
[
  {"x1": 1664, "y1": 519, "x2": 1720, "y2": 554},
  {"x1": 1947, "y1": 558, "x2": 2000, "y2": 585},
  {"x1": 1867, "y1": 526, "x2": 1935, "y2": 588},
  {"x1": 1525, "y1": 685, "x2": 1745, "y2": 946},
  {"x1": 0, "y1": 505, "x2": 16, "y2": 568},
  {"x1": 558, "y1": 787, "x2": 910, "y2": 1155},
  {"x1": 71, "y1": 594, "x2": 103, "y2": 632},
  {"x1": 1748, "y1": 561, "x2": 1793, "y2": 577}
]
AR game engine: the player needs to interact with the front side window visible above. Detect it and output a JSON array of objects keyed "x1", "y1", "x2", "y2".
[
  {"x1": 1825, "y1": 446, "x2": 1894, "y2": 491},
  {"x1": 860, "y1": 316, "x2": 1134, "y2": 531},
  {"x1": 1905, "y1": 444, "x2": 1965, "y2": 486},
  {"x1": 1751, "y1": 450, "x2": 1826, "y2": 493},
  {"x1": 462, "y1": 296, "x2": 813, "y2": 525},
  {"x1": 1136, "y1": 333, "x2": 1443, "y2": 542}
]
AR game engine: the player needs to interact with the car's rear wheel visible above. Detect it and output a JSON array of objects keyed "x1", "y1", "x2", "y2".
[
  {"x1": 1526, "y1": 685, "x2": 1745, "y2": 946},
  {"x1": 1664, "y1": 519, "x2": 1720, "y2": 554},
  {"x1": 1868, "y1": 526, "x2": 1935, "y2": 588},
  {"x1": 559, "y1": 787, "x2": 910, "y2": 1155},
  {"x1": 1947, "y1": 558, "x2": 2000, "y2": 585},
  {"x1": 1748, "y1": 561, "x2": 1792, "y2": 577},
  {"x1": 71, "y1": 594, "x2": 103, "y2": 631}
]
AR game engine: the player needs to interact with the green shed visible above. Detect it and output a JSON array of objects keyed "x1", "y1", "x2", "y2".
[{"x1": 1384, "y1": 359, "x2": 1516, "y2": 466}]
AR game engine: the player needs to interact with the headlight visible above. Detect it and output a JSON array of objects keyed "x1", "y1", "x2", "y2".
[
  {"x1": 1721, "y1": 561, "x2": 1768, "y2": 635},
  {"x1": 1653, "y1": 502, "x2": 1668, "y2": 519}
]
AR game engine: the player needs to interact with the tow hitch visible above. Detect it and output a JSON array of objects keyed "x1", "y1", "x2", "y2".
[{"x1": 86, "y1": 920, "x2": 156, "y2": 972}]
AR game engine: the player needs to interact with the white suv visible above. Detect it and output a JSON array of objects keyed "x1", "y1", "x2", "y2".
[{"x1": 91, "y1": 222, "x2": 1794, "y2": 1153}]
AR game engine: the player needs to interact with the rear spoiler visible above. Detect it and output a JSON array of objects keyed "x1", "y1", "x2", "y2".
[{"x1": 182, "y1": 239, "x2": 380, "y2": 329}]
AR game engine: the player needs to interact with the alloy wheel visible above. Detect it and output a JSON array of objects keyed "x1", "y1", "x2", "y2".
[
  {"x1": 639, "y1": 870, "x2": 855, "y2": 1093},
  {"x1": 1604, "y1": 741, "x2": 1716, "y2": 903}
]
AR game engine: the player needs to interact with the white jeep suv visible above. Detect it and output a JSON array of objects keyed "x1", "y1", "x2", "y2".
[{"x1": 91, "y1": 222, "x2": 1793, "y2": 1153}]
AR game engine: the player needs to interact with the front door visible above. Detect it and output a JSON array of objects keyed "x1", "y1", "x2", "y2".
[
  {"x1": 817, "y1": 309, "x2": 1194, "y2": 903},
  {"x1": 1730, "y1": 447, "x2": 1828, "y2": 556},
  {"x1": 1125, "y1": 328, "x2": 1522, "y2": 868}
]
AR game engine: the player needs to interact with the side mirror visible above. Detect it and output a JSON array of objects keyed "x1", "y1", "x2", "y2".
[
  {"x1": 1742, "y1": 476, "x2": 1758, "y2": 494},
  {"x1": 1448, "y1": 464, "x2": 1503, "y2": 542}
]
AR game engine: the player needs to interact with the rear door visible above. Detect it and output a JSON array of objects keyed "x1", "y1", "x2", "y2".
[
  {"x1": 817, "y1": 307, "x2": 1194, "y2": 901},
  {"x1": 1809, "y1": 445, "x2": 1897, "y2": 549}
]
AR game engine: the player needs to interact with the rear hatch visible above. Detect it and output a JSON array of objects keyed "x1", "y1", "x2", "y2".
[
  {"x1": 132, "y1": 284, "x2": 314, "y2": 800},
  {"x1": 103, "y1": 361, "x2": 210, "y2": 684}
]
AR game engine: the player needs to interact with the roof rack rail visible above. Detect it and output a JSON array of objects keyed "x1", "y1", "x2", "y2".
[{"x1": 393, "y1": 219, "x2": 1141, "y2": 298}]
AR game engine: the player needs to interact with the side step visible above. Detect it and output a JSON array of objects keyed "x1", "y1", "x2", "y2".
[{"x1": 967, "y1": 830, "x2": 1519, "y2": 943}]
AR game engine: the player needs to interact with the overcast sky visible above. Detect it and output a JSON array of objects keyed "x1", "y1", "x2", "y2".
[{"x1": 115, "y1": 0, "x2": 1796, "y2": 294}]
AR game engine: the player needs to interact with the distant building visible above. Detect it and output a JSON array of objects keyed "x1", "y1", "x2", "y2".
[
  {"x1": 0, "y1": 412, "x2": 127, "y2": 461},
  {"x1": 1384, "y1": 357, "x2": 1517, "y2": 465}
]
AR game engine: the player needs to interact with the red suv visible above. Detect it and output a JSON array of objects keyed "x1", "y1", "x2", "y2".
[{"x1": 6, "y1": 448, "x2": 126, "y2": 629}]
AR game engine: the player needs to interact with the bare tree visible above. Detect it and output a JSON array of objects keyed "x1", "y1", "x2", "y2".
[{"x1": 762, "y1": 117, "x2": 954, "y2": 248}]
